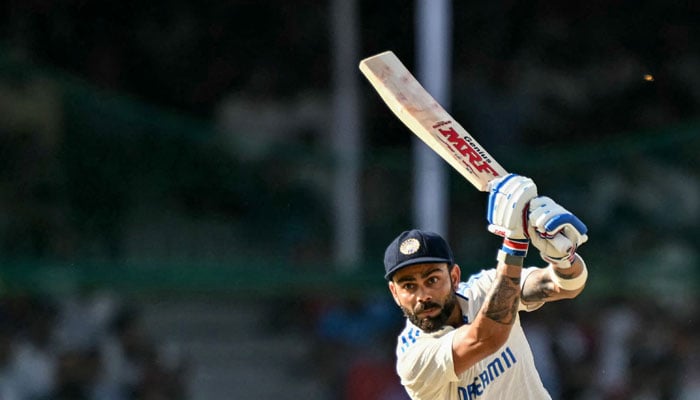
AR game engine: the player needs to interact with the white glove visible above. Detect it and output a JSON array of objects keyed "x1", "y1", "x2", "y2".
[
  {"x1": 527, "y1": 196, "x2": 588, "y2": 268},
  {"x1": 487, "y1": 174, "x2": 538, "y2": 240}
]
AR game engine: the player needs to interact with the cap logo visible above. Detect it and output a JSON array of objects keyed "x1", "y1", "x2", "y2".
[{"x1": 399, "y1": 238, "x2": 420, "y2": 255}]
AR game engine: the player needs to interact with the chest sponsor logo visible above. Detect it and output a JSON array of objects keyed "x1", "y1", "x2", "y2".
[{"x1": 457, "y1": 347, "x2": 517, "y2": 400}]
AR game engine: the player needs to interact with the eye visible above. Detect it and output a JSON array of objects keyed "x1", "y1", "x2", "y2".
[
  {"x1": 427, "y1": 276, "x2": 439, "y2": 285},
  {"x1": 402, "y1": 283, "x2": 416, "y2": 291}
]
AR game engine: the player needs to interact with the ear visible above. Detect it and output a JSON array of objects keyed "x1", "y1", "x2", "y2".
[
  {"x1": 388, "y1": 281, "x2": 401, "y2": 306},
  {"x1": 450, "y1": 264, "x2": 461, "y2": 290}
]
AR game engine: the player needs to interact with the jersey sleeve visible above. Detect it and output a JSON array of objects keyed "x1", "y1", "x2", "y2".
[
  {"x1": 457, "y1": 269, "x2": 495, "y2": 318},
  {"x1": 396, "y1": 327, "x2": 459, "y2": 398}
]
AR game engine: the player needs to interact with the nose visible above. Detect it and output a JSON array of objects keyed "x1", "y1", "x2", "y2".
[{"x1": 416, "y1": 287, "x2": 432, "y2": 303}]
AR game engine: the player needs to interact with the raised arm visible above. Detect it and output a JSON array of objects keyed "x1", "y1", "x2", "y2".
[
  {"x1": 452, "y1": 258, "x2": 524, "y2": 374},
  {"x1": 452, "y1": 174, "x2": 536, "y2": 374},
  {"x1": 522, "y1": 196, "x2": 590, "y2": 305}
]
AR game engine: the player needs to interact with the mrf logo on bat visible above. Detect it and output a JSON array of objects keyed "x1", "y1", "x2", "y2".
[{"x1": 432, "y1": 120, "x2": 502, "y2": 178}]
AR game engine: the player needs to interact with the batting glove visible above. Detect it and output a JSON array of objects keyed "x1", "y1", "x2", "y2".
[
  {"x1": 487, "y1": 174, "x2": 538, "y2": 256},
  {"x1": 527, "y1": 196, "x2": 588, "y2": 268}
]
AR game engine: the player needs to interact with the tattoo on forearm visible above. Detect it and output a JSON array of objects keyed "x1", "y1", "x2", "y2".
[
  {"x1": 521, "y1": 283, "x2": 554, "y2": 303},
  {"x1": 482, "y1": 276, "x2": 520, "y2": 325},
  {"x1": 520, "y1": 268, "x2": 581, "y2": 303}
]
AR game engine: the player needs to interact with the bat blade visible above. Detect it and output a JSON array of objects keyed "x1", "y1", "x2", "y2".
[{"x1": 359, "y1": 51, "x2": 507, "y2": 191}]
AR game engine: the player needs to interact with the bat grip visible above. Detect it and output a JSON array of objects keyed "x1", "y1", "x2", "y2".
[{"x1": 550, "y1": 233, "x2": 573, "y2": 254}]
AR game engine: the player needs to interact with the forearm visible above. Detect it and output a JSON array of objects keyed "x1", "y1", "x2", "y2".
[
  {"x1": 521, "y1": 254, "x2": 588, "y2": 304},
  {"x1": 483, "y1": 261, "x2": 522, "y2": 324},
  {"x1": 452, "y1": 260, "x2": 522, "y2": 374}
]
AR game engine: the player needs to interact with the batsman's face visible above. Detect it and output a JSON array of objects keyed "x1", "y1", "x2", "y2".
[{"x1": 389, "y1": 263, "x2": 461, "y2": 333}]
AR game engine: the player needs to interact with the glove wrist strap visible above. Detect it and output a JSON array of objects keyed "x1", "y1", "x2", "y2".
[{"x1": 501, "y1": 238, "x2": 529, "y2": 257}]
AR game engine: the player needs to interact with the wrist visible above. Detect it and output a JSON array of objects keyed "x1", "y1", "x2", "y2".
[
  {"x1": 547, "y1": 255, "x2": 588, "y2": 291},
  {"x1": 497, "y1": 250, "x2": 525, "y2": 267},
  {"x1": 497, "y1": 237, "x2": 528, "y2": 268},
  {"x1": 543, "y1": 256, "x2": 571, "y2": 269}
]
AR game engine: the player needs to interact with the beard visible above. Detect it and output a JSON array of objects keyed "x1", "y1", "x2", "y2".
[{"x1": 401, "y1": 290, "x2": 458, "y2": 333}]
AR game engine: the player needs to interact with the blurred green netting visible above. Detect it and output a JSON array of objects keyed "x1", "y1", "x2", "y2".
[{"x1": 0, "y1": 47, "x2": 698, "y2": 298}]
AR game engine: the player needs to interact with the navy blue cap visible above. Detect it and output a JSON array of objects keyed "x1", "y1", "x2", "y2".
[{"x1": 384, "y1": 229, "x2": 454, "y2": 280}]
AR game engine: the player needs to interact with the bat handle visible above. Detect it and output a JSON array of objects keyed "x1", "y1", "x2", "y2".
[{"x1": 550, "y1": 233, "x2": 573, "y2": 254}]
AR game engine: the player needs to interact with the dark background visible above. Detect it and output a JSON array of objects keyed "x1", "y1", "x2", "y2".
[{"x1": 0, "y1": 1, "x2": 698, "y2": 399}]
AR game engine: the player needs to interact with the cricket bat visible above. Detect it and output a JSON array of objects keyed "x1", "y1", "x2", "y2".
[
  {"x1": 359, "y1": 50, "x2": 507, "y2": 192},
  {"x1": 360, "y1": 51, "x2": 582, "y2": 252}
]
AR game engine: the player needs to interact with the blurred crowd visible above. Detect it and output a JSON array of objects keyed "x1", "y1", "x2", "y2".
[
  {"x1": 310, "y1": 292, "x2": 700, "y2": 400},
  {"x1": 523, "y1": 297, "x2": 699, "y2": 400},
  {"x1": 0, "y1": 290, "x2": 187, "y2": 400}
]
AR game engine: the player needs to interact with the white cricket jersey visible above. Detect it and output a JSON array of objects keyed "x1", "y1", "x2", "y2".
[{"x1": 395, "y1": 267, "x2": 550, "y2": 400}]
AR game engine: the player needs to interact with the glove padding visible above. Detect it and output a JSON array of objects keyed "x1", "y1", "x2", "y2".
[
  {"x1": 487, "y1": 174, "x2": 538, "y2": 239},
  {"x1": 527, "y1": 196, "x2": 588, "y2": 267}
]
